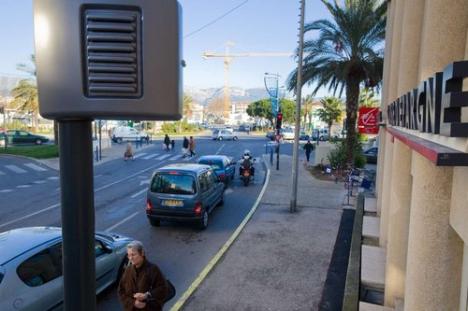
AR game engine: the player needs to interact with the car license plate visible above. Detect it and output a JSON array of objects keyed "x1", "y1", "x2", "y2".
[{"x1": 162, "y1": 200, "x2": 183, "y2": 207}]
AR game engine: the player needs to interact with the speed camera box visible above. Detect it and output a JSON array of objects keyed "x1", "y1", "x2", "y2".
[{"x1": 33, "y1": 0, "x2": 182, "y2": 120}]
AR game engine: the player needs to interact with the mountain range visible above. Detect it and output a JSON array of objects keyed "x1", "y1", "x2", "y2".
[{"x1": 184, "y1": 86, "x2": 270, "y2": 105}]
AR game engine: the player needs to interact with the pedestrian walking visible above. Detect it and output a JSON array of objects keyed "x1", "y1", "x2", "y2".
[
  {"x1": 303, "y1": 139, "x2": 314, "y2": 163},
  {"x1": 118, "y1": 241, "x2": 169, "y2": 311},
  {"x1": 182, "y1": 136, "x2": 189, "y2": 157},
  {"x1": 124, "y1": 142, "x2": 134, "y2": 161},
  {"x1": 171, "y1": 139, "x2": 175, "y2": 151},
  {"x1": 189, "y1": 136, "x2": 196, "y2": 157},
  {"x1": 163, "y1": 134, "x2": 170, "y2": 151}
]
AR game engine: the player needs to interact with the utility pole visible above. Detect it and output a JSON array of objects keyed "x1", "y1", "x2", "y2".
[{"x1": 290, "y1": 0, "x2": 306, "y2": 213}]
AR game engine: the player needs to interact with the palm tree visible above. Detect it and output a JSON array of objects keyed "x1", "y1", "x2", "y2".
[
  {"x1": 315, "y1": 97, "x2": 344, "y2": 136},
  {"x1": 288, "y1": 0, "x2": 386, "y2": 166},
  {"x1": 359, "y1": 87, "x2": 380, "y2": 107},
  {"x1": 10, "y1": 80, "x2": 39, "y2": 130}
]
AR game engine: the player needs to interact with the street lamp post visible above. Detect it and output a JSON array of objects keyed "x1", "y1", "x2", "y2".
[
  {"x1": 264, "y1": 72, "x2": 281, "y2": 170},
  {"x1": 290, "y1": 0, "x2": 306, "y2": 213}
]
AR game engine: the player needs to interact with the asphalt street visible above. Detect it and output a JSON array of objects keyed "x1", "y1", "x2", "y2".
[{"x1": 0, "y1": 135, "x2": 294, "y2": 310}]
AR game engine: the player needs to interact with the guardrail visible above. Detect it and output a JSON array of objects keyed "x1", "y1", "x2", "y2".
[{"x1": 342, "y1": 193, "x2": 364, "y2": 311}]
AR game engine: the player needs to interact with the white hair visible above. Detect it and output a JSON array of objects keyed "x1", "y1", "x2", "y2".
[{"x1": 127, "y1": 240, "x2": 144, "y2": 255}]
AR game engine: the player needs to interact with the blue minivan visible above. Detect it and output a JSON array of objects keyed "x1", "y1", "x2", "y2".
[{"x1": 146, "y1": 164, "x2": 225, "y2": 229}]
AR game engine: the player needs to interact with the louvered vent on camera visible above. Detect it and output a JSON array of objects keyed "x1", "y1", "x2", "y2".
[{"x1": 83, "y1": 8, "x2": 142, "y2": 98}]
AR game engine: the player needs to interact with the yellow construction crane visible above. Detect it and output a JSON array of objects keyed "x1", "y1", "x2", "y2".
[{"x1": 202, "y1": 42, "x2": 293, "y2": 121}]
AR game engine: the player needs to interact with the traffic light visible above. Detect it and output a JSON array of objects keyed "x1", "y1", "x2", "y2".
[{"x1": 276, "y1": 112, "x2": 283, "y2": 130}]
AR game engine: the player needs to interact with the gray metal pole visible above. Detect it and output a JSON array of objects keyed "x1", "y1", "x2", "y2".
[
  {"x1": 290, "y1": 0, "x2": 306, "y2": 213},
  {"x1": 98, "y1": 120, "x2": 102, "y2": 161},
  {"x1": 58, "y1": 120, "x2": 96, "y2": 311}
]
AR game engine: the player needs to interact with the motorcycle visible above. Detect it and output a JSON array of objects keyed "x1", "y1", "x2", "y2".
[{"x1": 240, "y1": 165, "x2": 252, "y2": 186}]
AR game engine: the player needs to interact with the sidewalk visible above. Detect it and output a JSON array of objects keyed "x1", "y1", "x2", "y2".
[{"x1": 181, "y1": 154, "x2": 349, "y2": 311}]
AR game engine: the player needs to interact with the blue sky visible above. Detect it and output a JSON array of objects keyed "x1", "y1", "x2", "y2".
[{"x1": 0, "y1": 0, "x2": 331, "y2": 93}]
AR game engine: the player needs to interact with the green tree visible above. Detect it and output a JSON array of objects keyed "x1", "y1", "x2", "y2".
[
  {"x1": 246, "y1": 98, "x2": 297, "y2": 127},
  {"x1": 288, "y1": 0, "x2": 385, "y2": 166},
  {"x1": 246, "y1": 99, "x2": 273, "y2": 125},
  {"x1": 315, "y1": 97, "x2": 344, "y2": 136},
  {"x1": 10, "y1": 80, "x2": 39, "y2": 130}
]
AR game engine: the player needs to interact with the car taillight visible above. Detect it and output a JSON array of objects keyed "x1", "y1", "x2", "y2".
[
  {"x1": 146, "y1": 199, "x2": 153, "y2": 212},
  {"x1": 194, "y1": 202, "x2": 202, "y2": 215},
  {"x1": 218, "y1": 173, "x2": 225, "y2": 181}
]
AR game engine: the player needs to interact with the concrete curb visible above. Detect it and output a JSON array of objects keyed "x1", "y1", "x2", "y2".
[{"x1": 170, "y1": 157, "x2": 271, "y2": 311}]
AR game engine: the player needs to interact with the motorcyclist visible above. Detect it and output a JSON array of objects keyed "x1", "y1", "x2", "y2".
[{"x1": 240, "y1": 150, "x2": 255, "y2": 176}]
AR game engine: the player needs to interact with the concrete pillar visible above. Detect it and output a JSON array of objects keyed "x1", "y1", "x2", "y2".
[
  {"x1": 383, "y1": 1, "x2": 425, "y2": 306},
  {"x1": 396, "y1": 0, "x2": 425, "y2": 96},
  {"x1": 459, "y1": 244, "x2": 468, "y2": 311},
  {"x1": 376, "y1": 0, "x2": 396, "y2": 214},
  {"x1": 384, "y1": 140, "x2": 412, "y2": 306},
  {"x1": 379, "y1": 132, "x2": 393, "y2": 247},
  {"x1": 404, "y1": 152, "x2": 463, "y2": 310},
  {"x1": 379, "y1": 0, "x2": 404, "y2": 246},
  {"x1": 418, "y1": 0, "x2": 468, "y2": 80}
]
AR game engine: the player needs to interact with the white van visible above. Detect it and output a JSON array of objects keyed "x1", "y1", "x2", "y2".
[{"x1": 111, "y1": 126, "x2": 149, "y2": 143}]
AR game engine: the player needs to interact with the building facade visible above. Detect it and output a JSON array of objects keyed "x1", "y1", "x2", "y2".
[{"x1": 375, "y1": 0, "x2": 468, "y2": 310}]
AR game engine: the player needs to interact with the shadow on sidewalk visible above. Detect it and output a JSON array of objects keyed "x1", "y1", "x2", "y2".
[{"x1": 318, "y1": 209, "x2": 355, "y2": 310}]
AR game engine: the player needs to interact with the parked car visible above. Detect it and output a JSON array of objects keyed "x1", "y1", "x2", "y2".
[
  {"x1": 363, "y1": 147, "x2": 378, "y2": 164},
  {"x1": 111, "y1": 126, "x2": 149, "y2": 144},
  {"x1": 281, "y1": 128, "x2": 295, "y2": 140},
  {"x1": 3, "y1": 130, "x2": 49, "y2": 145},
  {"x1": 312, "y1": 128, "x2": 329, "y2": 141},
  {"x1": 0, "y1": 227, "x2": 132, "y2": 311},
  {"x1": 211, "y1": 129, "x2": 238, "y2": 141},
  {"x1": 198, "y1": 155, "x2": 236, "y2": 186},
  {"x1": 146, "y1": 163, "x2": 225, "y2": 229},
  {"x1": 299, "y1": 131, "x2": 310, "y2": 141}
]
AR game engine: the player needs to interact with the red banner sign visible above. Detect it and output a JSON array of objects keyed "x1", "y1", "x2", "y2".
[{"x1": 358, "y1": 107, "x2": 379, "y2": 134}]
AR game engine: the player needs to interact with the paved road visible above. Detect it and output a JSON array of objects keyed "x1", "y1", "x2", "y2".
[{"x1": 0, "y1": 136, "x2": 295, "y2": 310}]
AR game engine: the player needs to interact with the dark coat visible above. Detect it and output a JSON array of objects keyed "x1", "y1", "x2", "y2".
[
  {"x1": 164, "y1": 135, "x2": 170, "y2": 146},
  {"x1": 118, "y1": 259, "x2": 169, "y2": 311},
  {"x1": 182, "y1": 138, "x2": 189, "y2": 149},
  {"x1": 303, "y1": 142, "x2": 314, "y2": 154}
]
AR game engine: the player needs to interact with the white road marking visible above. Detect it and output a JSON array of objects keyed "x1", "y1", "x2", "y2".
[
  {"x1": 17, "y1": 185, "x2": 31, "y2": 188},
  {"x1": 156, "y1": 154, "x2": 172, "y2": 161},
  {"x1": 0, "y1": 203, "x2": 60, "y2": 229},
  {"x1": 224, "y1": 188, "x2": 234, "y2": 194},
  {"x1": 215, "y1": 144, "x2": 226, "y2": 155},
  {"x1": 5, "y1": 165, "x2": 27, "y2": 174},
  {"x1": 130, "y1": 188, "x2": 147, "y2": 198},
  {"x1": 34, "y1": 180, "x2": 46, "y2": 184},
  {"x1": 105, "y1": 211, "x2": 139, "y2": 232},
  {"x1": 24, "y1": 163, "x2": 47, "y2": 172},
  {"x1": 169, "y1": 154, "x2": 183, "y2": 161},
  {"x1": 142, "y1": 153, "x2": 159, "y2": 160},
  {"x1": 139, "y1": 180, "x2": 150, "y2": 186},
  {"x1": 47, "y1": 176, "x2": 59, "y2": 180},
  {"x1": 0, "y1": 189, "x2": 12, "y2": 193},
  {"x1": 1, "y1": 156, "x2": 175, "y2": 228},
  {"x1": 94, "y1": 174, "x2": 103, "y2": 178},
  {"x1": 133, "y1": 153, "x2": 147, "y2": 159}
]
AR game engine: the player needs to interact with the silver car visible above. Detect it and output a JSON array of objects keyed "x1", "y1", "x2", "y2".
[{"x1": 0, "y1": 227, "x2": 132, "y2": 311}]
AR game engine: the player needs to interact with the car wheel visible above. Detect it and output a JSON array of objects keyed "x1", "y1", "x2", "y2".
[
  {"x1": 149, "y1": 218, "x2": 161, "y2": 227},
  {"x1": 199, "y1": 211, "x2": 209, "y2": 230},
  {"x1": 116, "y1": 137, "x2": 123, "y2": 144},
  {"x1": 35, "y1": 139, "x2": 43, "y2": 145},
  {"x1": 218, "y1": 136, "x2": 223, "y2": 141},
  {"x1": 233, "y1": 136, "x2": 238, "y2": 141}
]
